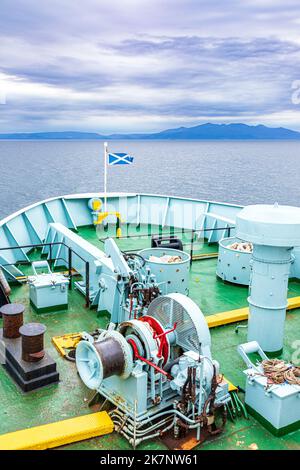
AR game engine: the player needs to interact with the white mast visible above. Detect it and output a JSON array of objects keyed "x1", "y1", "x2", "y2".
[{"x1": 104, "y1": 141, "x2": 108, "y2": 213}]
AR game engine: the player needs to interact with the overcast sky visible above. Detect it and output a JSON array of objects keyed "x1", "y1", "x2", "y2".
[{"x1": 1, "y1": 0, "x2": 300, "y2": 133}]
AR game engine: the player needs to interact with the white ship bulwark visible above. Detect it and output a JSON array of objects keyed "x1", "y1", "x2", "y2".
[
  {"x1": 1, "y1": 193, "x2": 300, "y2": 282},
  {"x1": 0, "y1": 193, "x2": 240, "y2": 280}
]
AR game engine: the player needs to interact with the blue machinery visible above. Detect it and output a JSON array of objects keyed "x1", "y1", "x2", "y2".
[
  {"x1": 1, "y1": 196, "x2": 300, "y2": 444},
  {"x1": 70, "y1": 215, "x2": 232, "y2": 447},
  {"x1": 217, "y1": 235, "x2": 300, "y2": 287},
  {"x1": 138, "y1": 247, "x2": 190, "y2": 296},
  {"x1": 216, "y1": 237, "x2": 252, "y2": 285},
  {"x1": 236, "y1": 204, "x2": 300, "y2": 354},
  {"x1": 44, "y1": 223, "x2": 192, "y2": 327},
  {"x1": 217, "y1": 204, "x2": 300, "y2": 354},
  {"x1": 76, "y1": 293, "x2": 230, "y2": 447},
  {"x1": 74, "y1": 203, "x2": 300, "y2": 445},
  {"x1": 43, "y1": 223, "x2": 114, "y2": 304}
]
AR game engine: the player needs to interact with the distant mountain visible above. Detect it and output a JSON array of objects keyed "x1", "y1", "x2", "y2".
[
  {"x1": 142, "y1": 123, "x2": 300, "y2": 140},
  {"x1": 1, "y1": 123, "x2": 300, "y2": 140},
  {"x1": 0, "y1": 131, "x2": 105, "y2": 140}
]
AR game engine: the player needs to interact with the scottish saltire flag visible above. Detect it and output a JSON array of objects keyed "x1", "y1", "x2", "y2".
[{"x1": 108, "y1": 152, "x2": 134, "y2": 165}]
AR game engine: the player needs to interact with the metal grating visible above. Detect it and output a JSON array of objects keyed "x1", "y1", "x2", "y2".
[{"x1": 147, "y1": 296, "x2": 200, "y2": 353}]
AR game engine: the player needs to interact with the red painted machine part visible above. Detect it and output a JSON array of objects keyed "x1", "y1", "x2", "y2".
[
  {"x1": 127, "y1": 338, "x2": 173, "y2": 380},
  {"x1": 153, "y1": 322, "x2": 177, "y2": 359},
  {"x1": 139, "y1": 315, "x2": 171, "y2": 366}
]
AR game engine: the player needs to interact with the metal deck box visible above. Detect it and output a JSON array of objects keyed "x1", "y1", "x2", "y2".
[{"x1": 29, "y1": 270, "x2": 69, "y2": 313}]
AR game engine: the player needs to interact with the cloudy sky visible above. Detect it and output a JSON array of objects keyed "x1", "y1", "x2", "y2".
[{"x1": 1, "y1": 0, "x2": 300, "y2": 133}]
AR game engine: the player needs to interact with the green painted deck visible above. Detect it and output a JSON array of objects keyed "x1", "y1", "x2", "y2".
[{"x1": 0, "y1": 223, "x2": 300, "y2": 450}]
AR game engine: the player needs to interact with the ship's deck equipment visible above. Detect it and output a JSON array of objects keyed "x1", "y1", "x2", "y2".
[
  {"x1": 52, "y1": 332, "x2": 83, "y2": 358},
  {"x1": 139, "y1": 247, "x2": 190, "y2": 295},
  {"x1": 236, "y1": 203, "x2": 300, "y2": 354},
  {"x1": 76, "y1": 293, "x2": 231, "y2": 448},
  {"x1": 238, "y1": 341, "x2": 300, "y2": 436},
  {"x1": 0, "y1": 301, "x2": 58, "y2": 392},
  {"x1": 151, "y1": 235, "x2": 183, "y2": 251},
  {"x1": 216, "y1": 237, "x2": 252, "y2": 285},
  {"x1": 1, "y1": 193, "x2": 300, "y2": 450},
  {"x1": 28, "y1": 261, "x2": 69, "y2": 312},
  {"x1": 43, "y1": 223, "x2": 114, "y2": 302}
]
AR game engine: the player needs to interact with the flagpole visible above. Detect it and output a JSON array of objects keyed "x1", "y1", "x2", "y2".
[{"x1": 104, "y1": 141, "x2": 108, "y2": 214}]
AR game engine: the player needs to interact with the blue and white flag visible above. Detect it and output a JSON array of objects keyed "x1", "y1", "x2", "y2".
[{"x1": 108, "y1": 152, "x2": 134, "y2": 165}]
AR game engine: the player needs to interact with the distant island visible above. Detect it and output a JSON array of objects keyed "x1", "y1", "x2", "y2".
[{"x1": 1, "y1": 123, "x2": 300, "y2": 140}]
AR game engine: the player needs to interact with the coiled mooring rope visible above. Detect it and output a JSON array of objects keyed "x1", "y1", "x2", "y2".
[
  {"x1": 261, "y1": 359, "x2": 300, "y2": 386},
  {"x1": 284, "y1": 367, "x2": 300, "y2": 385}
]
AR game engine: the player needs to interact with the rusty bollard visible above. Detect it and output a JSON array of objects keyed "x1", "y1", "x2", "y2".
[
  {"x1": 19, "y1": 323, "x2": 47, "y2": 362},
  {"x1": 0, "y1": 303, "x2": 24, "y2": 338}
]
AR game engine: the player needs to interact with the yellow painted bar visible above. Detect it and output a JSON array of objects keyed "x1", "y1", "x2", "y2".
[
  {"x1": 0, "y1": 412, "x2": 113, "y2": 450},
  {"x1": 192, "y1": 252, "x2": 219, "y2": 260},
  {"x1": 287, "y1": 296, "x2": 300, "y2": 310},
  {"x1": 206, "y1": 295, "x2": 300, "y2": 328}
]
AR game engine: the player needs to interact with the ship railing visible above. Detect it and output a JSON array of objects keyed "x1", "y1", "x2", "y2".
[
  {"x1": 0, "y1": 242, "x2": 91, "y2": 308},
  {"x1": 98, "y1": 225, "x2": 235, "y2": 265}
]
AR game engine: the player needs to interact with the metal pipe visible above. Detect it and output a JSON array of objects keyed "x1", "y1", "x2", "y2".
[
  {"x1": 130, "y1": 422, "x2": 175, "y2": 446},
  {"x1": 196, "y1": 359, "x2": 204, "y2": 441},
  {"x1": 85, "y1": 261, "x2": 90, "y2": 308},
  {"x1": 97, "y1": 225, "x2": 234, "y2": 242},
  {"x1": 150, "y1": 366, "x2": 155, "y2": 402},
  {"x1": 68, "y1": 247, "x2": 72, "y2": 291},
  {"x1": 116, "y1": 420, "x2": 175, "y2": 446},
  {"x1": 133, "y1": 400, "x2": 137, "y2": 449},
  {"x1": 110, "y1": 413, "x2": 172, "y2": 435},
  {"x1": 49, "y1": 244, "x2": 52, "y2": 270},
  {"x1": 113, "y1": 406, "x2": 200, "y2": 426},
  {"x1": 190, "y1": 229, "x2": 195, "y2": 266},
  {"x1": 0, "y1": 241, "x2": 89, "y2": 264},
  {"x1": 127, "y1": 338, "x2": 173, "y2": 380}
]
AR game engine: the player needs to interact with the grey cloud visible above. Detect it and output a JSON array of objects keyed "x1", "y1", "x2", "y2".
[{"x1": 1, "y1": 1, "x2": 300, "y2": 131}]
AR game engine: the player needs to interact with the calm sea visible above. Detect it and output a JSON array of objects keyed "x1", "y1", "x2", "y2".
[{"x1": 0, "y1": 140, "x2": 300, "y2": 219}]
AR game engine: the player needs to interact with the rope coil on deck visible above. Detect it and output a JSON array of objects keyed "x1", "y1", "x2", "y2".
[
  {"x1": 261, "y1": 359, "x2": 300, "y2": 386},
  {"x1": 283, "y1": 367, "x2": 300, "y2": 385}
]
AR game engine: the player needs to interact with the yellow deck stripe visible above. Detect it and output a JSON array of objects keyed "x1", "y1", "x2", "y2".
[
  {"x1": 206, "y1": 295, "x2": 300, "y2": 328},
  {"x1": 0, "y1": 412, "x2": 113, "y2": 450},
  {"x1": 192, "y1": 252, "x2": 219, "y2": 260},
  {"x1": 221, "y1": 376, "x2": 238, "y2": 392}
]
